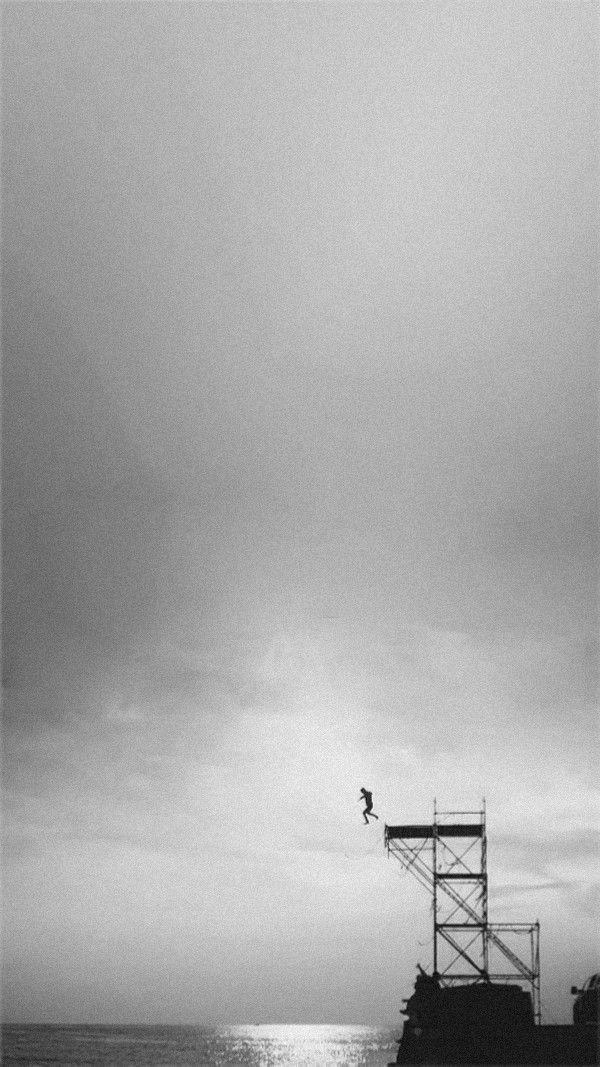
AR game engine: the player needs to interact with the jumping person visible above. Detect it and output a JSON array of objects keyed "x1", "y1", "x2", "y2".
[{"x1": 359, "y1": 787, "x2": 379, "y2": 824}]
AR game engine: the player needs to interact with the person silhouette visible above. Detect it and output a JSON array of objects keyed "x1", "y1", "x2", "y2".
[{"x1": 359, "y1": 787, "x2": 379, "y2": 824}]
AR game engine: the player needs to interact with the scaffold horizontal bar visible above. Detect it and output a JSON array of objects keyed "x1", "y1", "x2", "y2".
[
  {"x1": 489, "y1": 923, "x2": 539, "y2": 930},
  {"x1": 438, "y1": 824, "x2": 483, "y2": 837},
  {"x1": 385, "y1": 824, "x2": 434, "y2": 838},
  {"x1": 437, "y1": 810, "x2": 484, "y2": 816},
  {"x1": 436, "y1": 923, "x2": 485, "y2": 929},
  {"x1": 440, "y1": 975, "x2": 534, "y2": 983},
  {"x1": 385, "y1": 823, "x2": 483, "y2": 839},
  {"x1": 437, "y1": 873, "x2": 485, "y2": 879}
]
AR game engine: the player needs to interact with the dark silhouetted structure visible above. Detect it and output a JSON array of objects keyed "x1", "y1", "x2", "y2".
[
  {"x1": 384, "y1": 802, "x2": 598, "y2": 1064},
  {"x1": 385, "y1": 802, "x2": 540, "y2": 1019}
]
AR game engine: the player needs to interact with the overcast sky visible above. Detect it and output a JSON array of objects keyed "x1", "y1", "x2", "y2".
[{"x1": 3, "y1": 0, "x2": 598, "y2": 1026}]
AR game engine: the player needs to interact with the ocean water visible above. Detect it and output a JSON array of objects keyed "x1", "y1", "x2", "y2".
[{"x1": 2, "y1": 1024, "x2": 401, "y2": 1066}]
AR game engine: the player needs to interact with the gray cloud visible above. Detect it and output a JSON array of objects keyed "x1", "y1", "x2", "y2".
[
  {"x1": 2, "y1": 0, "x2": 597, "y2": 1026},
  {"x1": 493, "y1": 829, "x2": 600, "y2": 876}
]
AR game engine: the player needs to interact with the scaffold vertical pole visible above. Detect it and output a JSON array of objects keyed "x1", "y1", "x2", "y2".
[{"x1": 433, "y1": 797, "x2": 438, "y2": 975}]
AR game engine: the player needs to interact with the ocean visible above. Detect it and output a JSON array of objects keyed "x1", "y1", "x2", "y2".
[{"x1": 2, "y1": 1024, "x2": 401, "y2": 1066}]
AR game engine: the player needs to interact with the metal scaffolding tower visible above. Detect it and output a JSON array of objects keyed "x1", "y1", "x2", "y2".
[{"x1": 384, "y1": 802, "x2": 541, "y2": 1024}]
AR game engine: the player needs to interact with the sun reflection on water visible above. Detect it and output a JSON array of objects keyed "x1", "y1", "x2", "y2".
[
  {"x1": 1, "y1": 1023, "x2": 400, "y2": 1065},
  {"x1": 221, "y1": 1024, "x2": 394, "y2": 1065}
]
